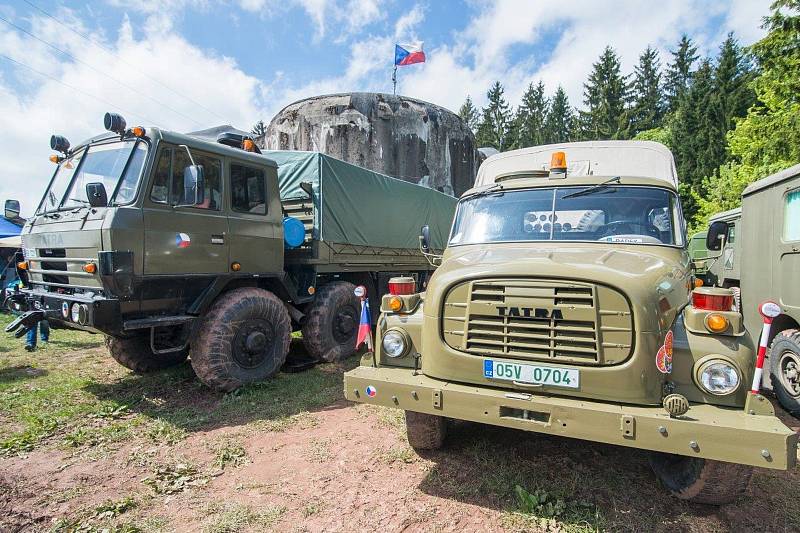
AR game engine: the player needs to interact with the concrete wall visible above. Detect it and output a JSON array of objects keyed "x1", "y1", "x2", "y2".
[{"x1": 259, "y1": 93, "x2": 478, "y2": 196}]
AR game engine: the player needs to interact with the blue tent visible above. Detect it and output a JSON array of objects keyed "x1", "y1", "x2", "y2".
[{"x1": 0, "y1": 217, "x2": 22, "y2": 238}]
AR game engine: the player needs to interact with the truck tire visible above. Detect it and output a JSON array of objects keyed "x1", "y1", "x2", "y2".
[
  {"x1": 648, "y1": 452, "x2": 752, "y2": 505},
  {"x1": 405, "y1": 411, "x2": 447, "y2": 451},
  {"x1": 769, "y1": 329, "x2": 800, "y2": 416},
  {"x1": 191, "y1": 288, "x2": 291, "y2": 392},
  {"x1": 301, "y1": 281, "x2": 360, "y2": 362},
  {"x1": 105, "y1": 335, "x2": 188, "y2": 374}
]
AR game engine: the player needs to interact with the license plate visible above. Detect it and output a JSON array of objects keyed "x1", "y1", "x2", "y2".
[{"x1": 484, "y1": 359, "x2": 579, "y2": 389}]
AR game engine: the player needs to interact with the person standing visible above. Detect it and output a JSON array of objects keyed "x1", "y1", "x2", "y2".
[{"x1": 25, "y1": 319, "x2": 49, "y2": 351}]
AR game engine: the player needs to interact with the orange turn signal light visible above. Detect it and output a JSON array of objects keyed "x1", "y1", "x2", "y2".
[
  {"x1": 49, "y1": 154, "x2": 61, "y2": 163},
  {"x1": 82, "y1": 262, "x2": 97, "y2": 274},
  {"x1": 17, "y1": 261, "x2": 28, "y2": 270},
  {"x1": 131, "y1": 126, "x2": 146, "y2": 137},
  {"x1": 550, "y1": 151, "x2": 567, "y2": 170},
  {"x1": 388, "y1": 296, "x2": 403, "y2": 312},
  {"x1": 242, "y1": 139, "x2": 256, "y2": 152},
  {"x1": 694, "y1": 278, "x2": 704, "y2": 288},
  {"x1": 231, "y1": 262, "x2": 241, "y2": 271},
  {"x1": 704, "y1": 313, "x2": 730, "y2": 334}
]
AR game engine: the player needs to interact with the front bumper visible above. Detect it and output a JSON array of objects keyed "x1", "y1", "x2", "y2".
[
  {"x1": 344, "y1": 365, "x2": 798, "y2": 470},
  {"x1": 20, "y1": 287, "x2": 121, "y2": 334}
]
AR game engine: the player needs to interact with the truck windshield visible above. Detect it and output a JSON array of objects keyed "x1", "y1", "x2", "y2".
[
  {"x1": 37, "y1": 140, "x2": 147, "y2": 213},
  {"x1": 449, "y1": 185, "x2": 684, "y2": 246}
]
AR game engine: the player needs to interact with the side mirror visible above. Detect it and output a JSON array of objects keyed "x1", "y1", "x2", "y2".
[
  {"x1": 300, "y1": 181, "x2": 314, "y2": 199},
  {"x1": 85, "y1": 183, "x2": 108, "y2": 208},
  {"x1": 182, "y1": 165, "x2": 205, "y2": 206},
  {"x1": 420, "y1": 225, "x2": 431, "y2": 253},
  {"x1": 4, "y1": 199, "x2": 20, "y2": 220},
  {"x1": 706, "y1": 221, "x2": 728, "y2": 251}
]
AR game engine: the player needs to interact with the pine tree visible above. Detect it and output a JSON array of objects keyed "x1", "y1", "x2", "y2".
[
  {"x1": 251, "y1": 120, "x2": 267, "y2": 137},
  {"x1": 544, "y1": 86, "x2": 575, "y2": 143},
  {"x1": 458, "y1": 96, "x2": 480, "y2": 133},
  {"x1": 713, "y1": 33, "x2": 755, "y2": 133},
  {"x1": 513, "y1": 81, "x2": 549, "y2": 148},
  {"x1": 664, "y1": 35, "x2": 699, "y2": 113},
  {"x1": 629, "y1": 46, "x2": 664, "y2": 136},
  {"x1": 476, "y1": 82, "x2": 513, "y2": 150},
  {"x1": 579, "y1": 46, "x2": 631, "y2": 140}
]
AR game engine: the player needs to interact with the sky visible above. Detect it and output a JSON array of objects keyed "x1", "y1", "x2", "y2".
[{"x1": 0, "y1": 0, "x2": 772, "y2": 216}]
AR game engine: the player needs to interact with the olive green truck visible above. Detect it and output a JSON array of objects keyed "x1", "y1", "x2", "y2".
[
  {"x1": 6, "y1": 113, "x2": 455, "y2": 391},
  {"x1": 704, "y1": 163, "x2": 800, "y2": 416},
  {"x1": 344, "y1": 141, "x2": 798, "y2": 504}
]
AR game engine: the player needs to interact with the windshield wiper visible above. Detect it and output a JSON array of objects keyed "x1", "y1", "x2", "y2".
[
  {"x1": 562, "y1": 176, "x2": 621, "y2": 199},
  {"x1": 469, "y1": 183, "x2": 504, "y2": 198},
  {"x1": 67, "y1": 197, "x2": 91, "y2": 205}
]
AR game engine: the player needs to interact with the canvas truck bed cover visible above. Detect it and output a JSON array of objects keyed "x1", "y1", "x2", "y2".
[{"x1": 266, "y1": 151, "x2": 456, "y2": 251}]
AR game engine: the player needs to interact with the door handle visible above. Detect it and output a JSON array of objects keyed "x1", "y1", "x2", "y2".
[{"x1": 211, "y1": 234, "x2": 225, "y2": 245}]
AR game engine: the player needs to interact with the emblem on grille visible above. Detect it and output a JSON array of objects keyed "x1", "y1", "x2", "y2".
[{"x1": 497, "y1": 306, "x2": 564, "y2": 319}]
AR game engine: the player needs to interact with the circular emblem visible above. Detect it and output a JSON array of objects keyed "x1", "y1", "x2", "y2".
[
  {"x1": 365, "y1": 385, "x2": 377, "y2": 397},
  {"x1": 759, "y1": 301, "x2": 781, "y2": 319},
  {"x1": 354, "y1": 285, "x2": 366, "y2": 298}
]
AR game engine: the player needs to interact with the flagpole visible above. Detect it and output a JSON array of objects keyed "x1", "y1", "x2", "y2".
[{"x1": 392, "y1": 65, "x2": 397, "y2": 95}]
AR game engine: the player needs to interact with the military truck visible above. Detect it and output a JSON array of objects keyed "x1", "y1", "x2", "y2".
[
  {"x1": 7, "y1": 113, "x2": 455, "y2": 391},
  {"x1": 344, "y1": 141, "x2": 798, "y2": 504},
  {"x1": 705, "y1": 163, "x2": 800, "y2": 415}
]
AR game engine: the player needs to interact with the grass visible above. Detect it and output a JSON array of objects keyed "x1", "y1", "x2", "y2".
[{"x1": 202, "y1": 503, "x2": 285, "y2": 533}]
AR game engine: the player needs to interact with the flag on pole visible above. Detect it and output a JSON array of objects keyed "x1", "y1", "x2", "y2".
[
  {"x1": 356, "y1": 298, "x2": 372, "y2": 351},
  {"x1": 394, "y1": 42, "x2": 426, "y2": 66}
]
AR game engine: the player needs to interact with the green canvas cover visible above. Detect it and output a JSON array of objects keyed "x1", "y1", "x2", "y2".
[{"x1": 266, "y1": 151, "x2": 456, "y2": 250}]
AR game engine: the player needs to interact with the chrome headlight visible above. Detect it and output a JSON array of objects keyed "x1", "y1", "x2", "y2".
[
  {"x1": 382, "y1": 329, "x2": 410, "y2": 358},
  {"x1": 696, "y1": 359, "x2": 740, "y2": 396},
  {"x1": 70, "y1": 302, "x2": 81, "y2": 322}
]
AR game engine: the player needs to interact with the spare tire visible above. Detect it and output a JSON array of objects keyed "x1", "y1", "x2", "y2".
[
  {"x1": 301, "y1": 281, "x2": 360, "y2": 362},
  {"x1": 648, "y1": 452, "x2": 752, "y2": 505}
]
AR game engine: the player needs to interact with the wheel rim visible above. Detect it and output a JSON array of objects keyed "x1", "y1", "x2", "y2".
[
  {"x1": 232, "y1": 319, "x2": 275, "y2": 369},
  {"x1": 778, "y1": 350, "x2": 800, "y2": 398},
  {"x1": 331, "y1": 304, "x2": 358, "y2": 344}
]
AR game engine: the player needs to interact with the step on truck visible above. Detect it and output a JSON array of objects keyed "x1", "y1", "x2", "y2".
[
  {"x1": 7, "y1": 113, "x2": 456, "y2": 391},
  {"x1": 344, "y1": 141, "x2": 798, "y2": 504}
]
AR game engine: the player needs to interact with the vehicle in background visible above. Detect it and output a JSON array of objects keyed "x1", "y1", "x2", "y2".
[
  {"x1": 687, "y1": 230, "x2": 710, "y2": 285},
  {"x1": 344, "y1": 141, "x2": 797, "y2": 505},
  {"x1": 706, "y1": 163, "x2": 800, "y2": 415},
  {"x1": 7, "y1": 113, "x2": 456, "y2": 391}
]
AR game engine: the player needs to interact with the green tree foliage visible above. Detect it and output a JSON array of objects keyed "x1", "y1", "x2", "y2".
[
  {"x1": 664, "y1": 35, "x2": 699, "y2": 113},
  {"x1": 579, "y1": 46, "x2": 631, "y2": 140},
  {"x1": 476, "y1": 81, "x2": 513, "y2": 150},
  {"x1": 698, "y1": 0, "x2": 800, "y2": 224},
  {"x1": 512, "y1": 81, "x2": 549, "y2": 148},
  {"x1": 458, "y1": 95, "x2": 480, "y2": 133},
  {"x1": 544, "y1": 86, "x2": 575, "y2": 143},
  {"x1": 629, "y1": 46, "x2": 664, "y2": 136}
]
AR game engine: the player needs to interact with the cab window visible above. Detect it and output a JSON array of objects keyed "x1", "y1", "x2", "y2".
[
  {"x1": 726, "y1": 223, "x2": 736, "y2": 244},
  {"x1": 785, "y1": 189, "x2": 800, "y2": 241},
  {"x1": 230, "y1": 164, "x2": 267, "y2": 214},
  {"x1": 150, "y1": 147, "x2": 222, "y2": 210}
]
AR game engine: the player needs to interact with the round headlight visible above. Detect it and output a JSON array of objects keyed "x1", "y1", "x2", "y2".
[
  {"x1": 697, "y1": 360, "x2": 740, "y2": 395},
  {"x1": 70, "y1": 302, "x2": 81, "y2": 323},
  {"x1": 382, "y1": 329, "x2": 409, "y2": 358}
]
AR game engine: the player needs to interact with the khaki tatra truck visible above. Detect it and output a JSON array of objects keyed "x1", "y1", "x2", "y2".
[
  {"x1": 344, "y1": 141, "x2": 798, "y2": 504},
  {"x1": 7, "y1": 113, "x2": 455, "y2": 391},
  {"x1": 705, "y1": 163, "x2": 800, "y2": 416}
]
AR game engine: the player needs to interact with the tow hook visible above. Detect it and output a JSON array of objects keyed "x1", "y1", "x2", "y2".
[{"x1": 4, "y1": 309, "x2": 52, "y2": 337}]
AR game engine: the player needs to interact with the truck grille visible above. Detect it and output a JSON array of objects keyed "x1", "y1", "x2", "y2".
[{"x1": 442, "y1": 279, "x2": 634, "y2": 366}]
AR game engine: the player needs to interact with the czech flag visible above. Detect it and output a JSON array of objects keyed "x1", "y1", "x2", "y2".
[
  {"x1": 395, "y1": 42, "x2": 426, "y2": 66},
  {"x1": 356, "y1": 298, "x2": 373, "y2": 351}
]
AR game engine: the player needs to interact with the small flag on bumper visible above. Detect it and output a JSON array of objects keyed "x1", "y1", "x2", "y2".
[{"x1": 356, "y1": 298, "x2": 372, "y2": 351}]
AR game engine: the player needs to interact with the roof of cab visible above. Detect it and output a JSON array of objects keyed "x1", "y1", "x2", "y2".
[
  {"x1": 708, "y1": 207, "x2": 741, "y2": 222},
  {"x1": 475, "y1": 140, "x2": 678, "y2": 188},
  {"x1": 742, "y1": 162, "x2": 800, "y2": 197}
]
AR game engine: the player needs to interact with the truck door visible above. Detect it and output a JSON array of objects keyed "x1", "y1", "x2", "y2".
[
  {"x1": 226, "y1": 161, "x2": 283, "y2": 274},
  {"x1": 143, "y1": 145, "x2": 229, "y2": 275},
  {"x1": 778, "y1": 186, "x2": 800, "y2": 313}
]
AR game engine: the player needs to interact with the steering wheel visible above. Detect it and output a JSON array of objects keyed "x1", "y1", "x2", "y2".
[{"x1": 597, "y1": 221, "x2": 660, "y2": 240}]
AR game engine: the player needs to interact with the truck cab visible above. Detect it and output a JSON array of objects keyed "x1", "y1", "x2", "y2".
[{"x1": 344, "y1": 141, "x2": 797, "y2": 505}]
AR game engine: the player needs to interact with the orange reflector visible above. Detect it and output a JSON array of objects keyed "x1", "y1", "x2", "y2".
[
  {"x1": 550, "y1": 151, "x2": 567, "y2": 170},
  {"x1": 131, "y1": 126, "x2": 146, "y2": 137},
  {"x1": 49, "y1": 154, "x2": 60, "y2": 163},
  {"x1": 704, "y1": 313, "x2": 730, "y2": 333},
  {"x1": 231, "y1": 262, "x2": 241, "y2": 271},
  {"x1": 308, "y1": 286, "x2": 316, "y2": 295},
  {"x1": 82, "y1": 262, "x2": 97, "y2": 274},
  {"x1": 242, "y1": 139, "x2": 256, "y2": 152},
  {"x1": 17, "y1": 261, "x2": 28, "y2": 270},
  {"x1": 694, "y1": 278, "x2": 704, "y2": 288},
  {"x1": 388, "y1": 296, "x2": 403, "y2": 312}
]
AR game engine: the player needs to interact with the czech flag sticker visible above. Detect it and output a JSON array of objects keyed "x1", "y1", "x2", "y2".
[
  {"x1": 176, "y1": 233, "x2": 191, "y2": 248},
  {"x1": 365, "y1": 385, "x2": 377, "y2": 398}
]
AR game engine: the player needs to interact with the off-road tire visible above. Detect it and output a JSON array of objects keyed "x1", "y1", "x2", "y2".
[
  {"x1": 769, "y1": 329, "x2": 800, "y2": 416},
  {"x1": 105, "y1": 335, "x2": 188, "y2": 374},
  {"x1": 302, "y1": 281, "x2": 360, "y2": 362},
  {"x1": 405, "y1": 411, "x2": 447, "y2": 451},
  {"x1": 648, "y1": 453, "x2": 752, "y2": 505},
  {"x1": 191, "y1": 288, "x2": 291, "y2": 392}
]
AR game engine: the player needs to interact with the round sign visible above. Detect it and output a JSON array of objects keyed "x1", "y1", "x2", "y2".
[
  {"x1": 353, "y1": 285, "x2": 366, "y2": 298},
  {"x1": 759, "y1": 301, "x2": 781, "y2": 318}
]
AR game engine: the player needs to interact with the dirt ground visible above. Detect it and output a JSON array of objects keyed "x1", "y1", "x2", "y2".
[{"x1": 1, "y1": 323, "x2": 800, "y2": 532}]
